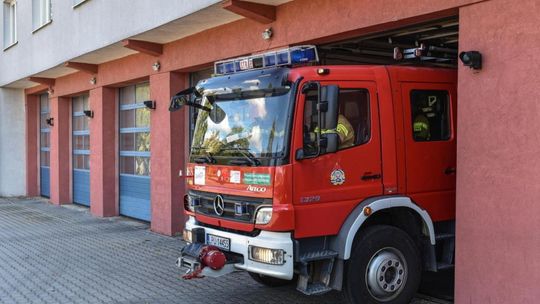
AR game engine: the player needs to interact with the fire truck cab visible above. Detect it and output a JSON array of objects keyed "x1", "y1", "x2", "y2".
[{"x1": 172, "y1": 46, "x2": 456, "y2": 304}]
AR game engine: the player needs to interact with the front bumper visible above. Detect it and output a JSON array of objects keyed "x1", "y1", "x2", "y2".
[{"x1": 184, "y1": 216, "x2": 294, "y2": 280}]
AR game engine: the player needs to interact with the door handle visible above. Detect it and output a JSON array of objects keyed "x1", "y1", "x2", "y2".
[
  {"x1": 444, "y1": 167, "x2": 456, "y2": 175},
  {"x1": 361, "y1": 173, "x2": 381, "y2": 181}
]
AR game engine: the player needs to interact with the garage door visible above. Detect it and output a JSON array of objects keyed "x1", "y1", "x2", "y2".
[
  {"x1": 39, "y1": 94, "x2": 50, "y2": 198},
  {"x1": 72, "y1": 94, "x2": 90, "y2": 206},
  {"x1": 118, "y1": 83, "x2": 151, "y2": 221}
]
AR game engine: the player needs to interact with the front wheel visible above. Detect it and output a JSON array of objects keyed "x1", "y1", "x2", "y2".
[{"x1": 344, "y1": 225, "x2": 421, "y2": 304}]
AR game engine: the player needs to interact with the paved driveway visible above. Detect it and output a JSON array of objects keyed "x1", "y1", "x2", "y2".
[{"x1": 0, "y1": 198, "x2": 448, "y2": 304}]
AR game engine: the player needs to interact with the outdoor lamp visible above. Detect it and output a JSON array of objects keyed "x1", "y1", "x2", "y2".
[
  {"x1": 143, "y1": 100, "x2": 156, "y2": 110},
  {"x1": 459, "y1": 51, "x2": 482, "y2": 70},
  {"x1": 83, "y1": 110, "x2": 94, "y2": 118}
]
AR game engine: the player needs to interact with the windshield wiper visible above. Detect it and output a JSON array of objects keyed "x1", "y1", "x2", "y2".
[
  {"x1": 191, "y1": 146, "x2": 216, "y2": 164},
  {"x1": 221, "y1": 147, "x2": 260, "y2": 166}
]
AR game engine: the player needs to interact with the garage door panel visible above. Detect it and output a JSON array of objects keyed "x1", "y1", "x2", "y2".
[
  {"x1": 119, "y1": 83, "x2": 151, "y2": 222},
  {"x1": 73, "y1": 169, "x2": 90, "y2": 206},
  {"x1": 72, "y1": 94, "x2": 91, "y2": 206}
]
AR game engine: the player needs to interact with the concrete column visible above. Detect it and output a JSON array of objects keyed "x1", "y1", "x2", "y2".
[
  {"x1": 49, "y1": 97, "x2": 71, "y2": 204},
  {"x1": 149, "y1": 72, "x2": 187, "y2": 236},
  {"x1": 89, "y1": 87, "x2": 118, "y2": 217},
  {"x1": 456, "y1": 0, "x2": 540, "y2": 303},
  {"x1": 25, "y1": 94, "x2": 40, "y2": 197}
]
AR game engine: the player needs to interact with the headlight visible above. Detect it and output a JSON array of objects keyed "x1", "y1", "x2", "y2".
[
  {"x1": 255, "y1": 207, "x2": 272, "y2": 225},
  {"x1": 182, "y1": 229, "x2": 193, "y2": 243},
  {"x1": 248, "y1": 245, "x2": 285, "y2": 265}
]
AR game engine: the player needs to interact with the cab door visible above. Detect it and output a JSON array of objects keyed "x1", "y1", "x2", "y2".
[
  {"x1": 401, "y1": 82, "x2": 456, "y2": 221},
  {"x1": 292, "y1": 81, "x2": 383, "y2": 238}
]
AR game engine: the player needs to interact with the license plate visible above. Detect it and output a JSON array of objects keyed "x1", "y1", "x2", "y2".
[{"x1": 206, "y1": 234, "x2": 230, "y2": 251}]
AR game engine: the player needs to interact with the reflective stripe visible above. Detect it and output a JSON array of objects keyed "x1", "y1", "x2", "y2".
[
  {"x1": 413, "y1": 122, "x2": 429, "y2": 132},
  {"x1": 336, "y1": 123, "x2": 349, "y2": 137}
]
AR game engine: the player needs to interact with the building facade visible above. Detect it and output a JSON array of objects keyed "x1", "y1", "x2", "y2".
[{"x1": 0, "y1": 0, "x2": 539, "y2": 302}]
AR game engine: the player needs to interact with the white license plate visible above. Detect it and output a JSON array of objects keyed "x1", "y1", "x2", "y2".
[{"x1": 206, "y1": 234, "x2": 230, "y2": 251}]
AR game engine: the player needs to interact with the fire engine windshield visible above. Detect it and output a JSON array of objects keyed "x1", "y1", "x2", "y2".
[{"x1": 191, "y1": 91, "x2": 291, "y2": 165}]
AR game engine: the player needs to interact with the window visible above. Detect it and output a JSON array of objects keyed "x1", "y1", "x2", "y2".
[
  {"x1": 303, "y1": 87, "x2": 370, "y2": 156},
  {"x1": 119, "y1": 83, "x2": 151, "y2": 176},
  {"x1": 410, "y1": 90, "x2": 450, "y2": 142},
  {"x1": 32, "y1": 0, "x2": 51, "y2": 31},
  {"x1": 72, "y1": 94, "x2": 90, "y2": 170},
  {"x1": 3, "y1": 0, "x2": 17, "y2": 49}
]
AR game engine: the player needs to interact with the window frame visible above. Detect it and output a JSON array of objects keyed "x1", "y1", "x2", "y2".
[
  {"x1": 72, "y1": 0, "x2": 89, "y2": 9},
  {"x1": 32, "y1": 0, "x2": 52, "y2": 33},
  {"x1": 3, "y1": 0, "x2": 17, "y2": 50},
  {"x1": 409, "y1": 89, "x2": 451, "y2": 142},
  {"x1": 302, "y1": 86, "x2": 372, "y2": 157},
  {"x1": 118, "y1": 82, "x2": 151, "y2": 177}
]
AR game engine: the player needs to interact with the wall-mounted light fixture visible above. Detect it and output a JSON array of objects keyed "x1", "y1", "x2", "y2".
[
  {"x1": 459, "y1": 51, "x2": 482, "y2": 70},
  {"x1": 46, "y1": 117, "x2": 54, "y2": 126},
  {"x1": 143, "y1": 100, "x2": 156, "y2": 110},
  {"x1": 47, "y1": 87, "x2": 54, "y2": 96},
  {"x1": 262, "y1": 28, "x2": 273, "y2": 40},
  {"x1": 83, "y1": 110, "x2": 94, "y2": 118},
  {"x1": 90, "y1": 77, "x2": 97, "y2": 85},
  {"x1": 152, "y1": 61, "x2": 161, "y2": 71}
]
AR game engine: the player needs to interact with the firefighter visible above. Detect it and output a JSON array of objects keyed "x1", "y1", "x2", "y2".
[
  {"x1": 335, "y1": 114, "x2": 355, "y2": 149},
  {"x1": 413, "y1": 109, "x2": 430, "y2": 141},
  {"x1": 316, "y1": 114, "x2": 355, "y2": 149}
]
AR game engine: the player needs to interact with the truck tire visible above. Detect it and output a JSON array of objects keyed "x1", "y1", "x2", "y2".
[
  {"x1": 344, "y1": 225, "x2": 421, "y2": 304},
  {"x1": 248, "y1": 272, "x2": 293, "y2": 287}
]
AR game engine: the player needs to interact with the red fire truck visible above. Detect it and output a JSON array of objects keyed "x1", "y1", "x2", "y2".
[{"x1": 171, "y1": 45, "x2": 456, "y2": 304}]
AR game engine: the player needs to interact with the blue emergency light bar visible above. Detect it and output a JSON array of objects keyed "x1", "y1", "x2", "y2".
[{"x1": 214, "y1": 45, "x2": 318, "y2": 75}]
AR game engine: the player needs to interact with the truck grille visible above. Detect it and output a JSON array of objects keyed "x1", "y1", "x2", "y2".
[{"x1": 189, "y1": 190, "x2": 271, "y2": 223}]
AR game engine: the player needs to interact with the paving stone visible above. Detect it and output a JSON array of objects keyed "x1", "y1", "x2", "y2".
[{"x1": 0, "y1": 197, "x2": 445, "y2": 304}]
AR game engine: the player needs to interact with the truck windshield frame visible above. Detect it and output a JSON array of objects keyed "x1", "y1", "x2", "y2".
[{"x1": 190, "y1": 89, "x2": 294, "y2": 167}]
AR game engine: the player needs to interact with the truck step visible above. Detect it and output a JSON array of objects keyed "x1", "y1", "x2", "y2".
[
  {"x1": 436, "y1": 262, "x2": 455, "y2": 271},
  {"x1": 298, "y1": 250, "x2": 338, "y2": 263},
  {"x1": 296, "y1": 282, "x2": 333, "y2": 296}
]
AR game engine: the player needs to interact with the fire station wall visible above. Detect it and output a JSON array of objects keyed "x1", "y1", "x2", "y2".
[
  {"x1": 0, "y1": 88, "x2": 26, "y2": 196},
  {"x1": 456, "y1": 0, "x2": 540, "y2": 302}
]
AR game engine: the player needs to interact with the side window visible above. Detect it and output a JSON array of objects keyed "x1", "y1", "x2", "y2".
[
  {"x1": 339, "y1": 89, "x2": 370, "y2": 147},
  {"x1": 410, "y1": 90, "x2": 450, "y2": 141},
  {"x1": 302, "y1": 87, "x2": 370, "y2": 156}
]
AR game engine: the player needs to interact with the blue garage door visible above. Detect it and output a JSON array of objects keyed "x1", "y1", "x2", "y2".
[
  {"x1": 119, "y1": 83, "x2": 151, "y2": 221},
  {"x1": 72, "y1": 94, "x2": 90, "y2": 206},
  {"x1": 39, "y1": 94, "x2": 50, "y2": 198}
]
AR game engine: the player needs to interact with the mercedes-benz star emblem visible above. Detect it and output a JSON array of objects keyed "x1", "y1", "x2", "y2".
[{"x1": 213, "y1": 195, "x2": 225, "y2": 216}]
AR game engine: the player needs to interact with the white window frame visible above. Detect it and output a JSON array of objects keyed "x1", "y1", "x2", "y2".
[
  {"x1": 72, "y1": 0, "x2": 89, "y2": 9},
  {"x1": 32, "y1": 0, "x2": 52, "y2": 33},
  {"x1": 3, "y1": 0, "x2": 17, "y2": 50}
]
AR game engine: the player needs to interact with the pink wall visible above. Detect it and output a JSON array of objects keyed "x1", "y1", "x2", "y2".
[
  {"x1": 149, "y1": 72, "x2": 188, "y2": 235},
  {"x1": 89, "y1": 87, "x2": 118, "y2": 217},
  {"x1": 456, "y1": 0, "x2": 540, "y2": 302},
  {"x1": 49, "y1": 97, "x2": 71, "y2": 204}
]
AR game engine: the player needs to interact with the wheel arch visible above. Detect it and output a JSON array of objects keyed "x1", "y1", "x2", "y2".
[{"x1": 331, "y1": 196, "x2": 435, "y2": 260}]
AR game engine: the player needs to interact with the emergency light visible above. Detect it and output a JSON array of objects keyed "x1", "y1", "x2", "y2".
[{"x1": 214, "y1": 45, "x2": 318, "y2": 75}]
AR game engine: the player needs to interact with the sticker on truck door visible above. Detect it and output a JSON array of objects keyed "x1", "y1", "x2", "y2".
[{"x1": 194, "y1": 166, "x2": 206, "y2": 185}]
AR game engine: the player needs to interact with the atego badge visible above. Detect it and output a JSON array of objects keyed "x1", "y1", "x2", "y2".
[{"x1": 330, "y1": 164, "x2": 346, "y2": 186}]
